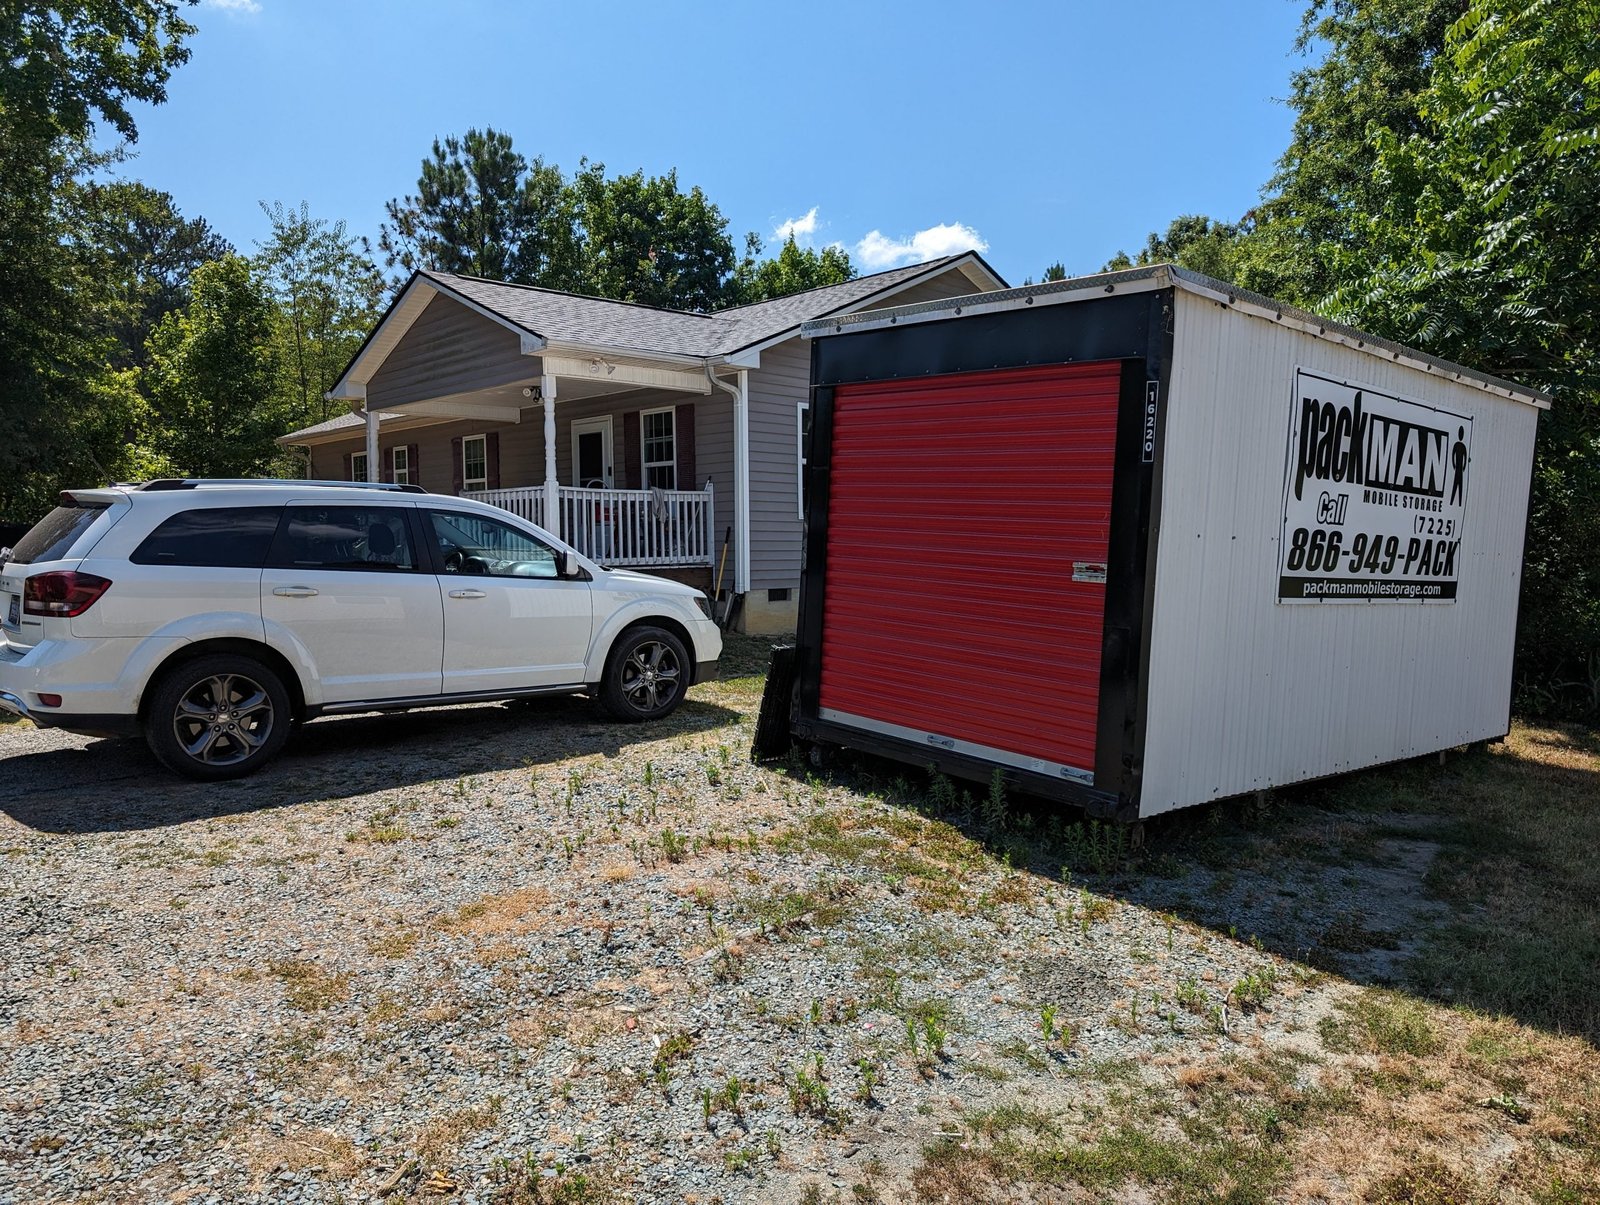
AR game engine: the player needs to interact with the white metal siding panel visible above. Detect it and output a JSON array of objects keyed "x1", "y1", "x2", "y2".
[
  {"x1": 746, "y1": 338, "x2": 811, "y2": 591},
  {"x1": 367, "y1": 295, "x2": 534, "y2": 409},
  {"x1": 1140, "y1": 292, "x2": 1539, "y2": 816}
]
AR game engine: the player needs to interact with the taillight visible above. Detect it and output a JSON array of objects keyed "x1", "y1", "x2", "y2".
[{"x1": 23, "y1": 571, "x2": 113, "y2": 617}]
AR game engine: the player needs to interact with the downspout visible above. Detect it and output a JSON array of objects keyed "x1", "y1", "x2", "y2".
[{"x1": 705, "y1": 363, "x2": 751, "y2": 612}]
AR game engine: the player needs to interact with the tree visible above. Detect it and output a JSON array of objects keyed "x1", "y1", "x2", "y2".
[
  {"x1": 0, "y1": 1, "x2": 195, "y2": 144},
  {"x1": 1234, "y1": 0, "x2": 1465, "y2": 304},
  {"x1": 1100, "y1": 215, "x2": 1244, "y2": 280},
  {"x1": 1321, "y1": 0, "x2": 1600, "y2": 714},
  {"x1": 80, "y1": 181, "x2": 233, "y2": 369},
  {"x1": 566, "y1": 160, "x2": 736, "y2": 311},
  {"x1": 728, "y1": 234, "x2": 855, "y2": 304},
  {"x1": 378, "y1": 127, "x2": 578, "y2": 287},
  {"x1": 257, "y1": 201, "x2": 384, "y2": 430},
  {"x1": 0, "y1": 1, "x2": 197, "y2": 519},
  {"x1": 146, "y1": 255, "x2": 284, "y2": 478}
]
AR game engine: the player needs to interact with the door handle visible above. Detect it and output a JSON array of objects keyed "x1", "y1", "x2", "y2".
[
  {"x1": 448, "y1": 589, "x2": 487, "y2": 600},
  {"x1": 272, "y1": 586, "x2": 319, "y2": 598}
]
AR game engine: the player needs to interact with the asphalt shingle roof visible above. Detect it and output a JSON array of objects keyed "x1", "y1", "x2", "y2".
[{"x1": 422, "y1": 255, "x2": 984, "y2": 359}]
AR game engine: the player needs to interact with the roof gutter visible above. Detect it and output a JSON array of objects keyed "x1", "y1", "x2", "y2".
[{"x1": 706, "y1": 362, "x2": 750, "y2": 599}]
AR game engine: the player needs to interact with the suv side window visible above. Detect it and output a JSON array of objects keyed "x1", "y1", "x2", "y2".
[
  {"x1": 269, "y1": 506, "x2": 419, "y2": 571},
  {"x1": 427, "y1": 509, "x2": 560, "y2": 578},
  {"x1": 130, "y1": 507, "x2": 282, "y2": 568}
]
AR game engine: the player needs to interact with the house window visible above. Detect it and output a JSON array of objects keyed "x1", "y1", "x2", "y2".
[
  {"x1": 641, "y1": 407, "x2": 676, "y2": 490},
  {"x1": 391, "y1": 446, "x2": 409, "y2": 485},
  {"x1": 797, "y1": 401, "x2": 811, "y2": 519},
  {"x1": 461, "y1": 434, "x2": 487, "y2": 493},
  {"x1": 351, "y1": 452, "x2": 368, "y2": 483}
]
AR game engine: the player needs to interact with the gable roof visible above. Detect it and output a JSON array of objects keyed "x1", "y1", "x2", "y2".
[{"x1": 417, "y1": 251, "x2": 1005, "y2": 361}]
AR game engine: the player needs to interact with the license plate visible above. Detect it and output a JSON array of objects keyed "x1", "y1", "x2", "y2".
[{"x1": 5, "y1": 596, "x2": 17, "y2": 628}]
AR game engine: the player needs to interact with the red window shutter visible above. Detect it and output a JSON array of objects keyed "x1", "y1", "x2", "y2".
[
  {"x1": 451, "y1": 437, "x2": 463, "y2": 495},
  {"x1": 486, "y1": 431, "x2": 501, "y2": 490},
  {"x1": 623, "y1": 410, "x2": 642, "y2": 490},
  {"x1": 379, "y1": 446, "x2": 393, "y2": 483},
  {"x1": 408, "y1": 443, "x2": 420, "y2": 489},
  {"x1": 675, "y1": 403, "x2": 695, "y2": 490},
  {"x1": 342, "y1": 451, "x2": 352, "y2": 481}
]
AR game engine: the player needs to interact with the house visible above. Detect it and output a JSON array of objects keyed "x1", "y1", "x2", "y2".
[{"x1": 277, "y1": 253, "x2": 1006, "y2": 633}]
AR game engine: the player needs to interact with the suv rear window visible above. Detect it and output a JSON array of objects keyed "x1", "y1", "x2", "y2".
[
  {"x1": 7, "y1": 503, "x2": 110, "y2": 564},
  {"x1": 131, "y1": 507, "x2": 283, "y2": 568}
]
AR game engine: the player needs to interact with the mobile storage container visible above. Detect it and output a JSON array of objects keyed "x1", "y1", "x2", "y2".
[{"x1": 764, "y1": 265, "x2": 1549, "y2": 821}]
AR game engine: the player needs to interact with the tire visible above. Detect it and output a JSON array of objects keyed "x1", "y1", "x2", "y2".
[
  {"x1": 144, "y1": 654, "x2": 292, "y2": 781},
  {"x1": 598, "y1": 625, "x2": 690, "y2": 723}
]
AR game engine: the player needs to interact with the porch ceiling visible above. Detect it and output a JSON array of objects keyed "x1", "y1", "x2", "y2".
[{"x1": 365, "y1": 353, "x2": 720, "y2": 418}]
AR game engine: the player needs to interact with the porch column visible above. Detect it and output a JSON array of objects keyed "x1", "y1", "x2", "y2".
[
  {"x1": 364, "y1": 407, "x2": 379, "y2": 480},
  {"x1": 541, "y1": 374, "x2": 559, "y2": 538}
]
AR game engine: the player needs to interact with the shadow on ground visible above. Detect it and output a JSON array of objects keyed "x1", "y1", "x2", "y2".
[
  {"x1": 766, "y1": 724, "x2": 1600, "y2": 1048},
  {"x1": 0, "y1": 692, "x2": 741, "y2": 834}
]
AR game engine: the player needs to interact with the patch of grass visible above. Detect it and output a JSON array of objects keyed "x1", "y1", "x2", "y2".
[
  {"x1": 1366, "y1": 1156, "x2": 1481, "y2": 1204},
  {"x1": 1319, "y1": 990, "x2": 1440, "y2": 1057},
  {"x1": 267, "y1": 960, "x2": 349, "y2": 1012},
  {"x1": 914, "y1": 1051, "x2": 1343, "y2": 1203},
  {"x1": 1322, "y1": 724, "x2": 1600, "y2": 1043},
  {"x1": 367, "y1": 929, "x2": 419, "y2": 959}
]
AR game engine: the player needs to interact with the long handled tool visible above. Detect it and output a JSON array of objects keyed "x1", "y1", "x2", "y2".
[{"x1": 712, "y1": 525, "x2": 732, "y2": 627}]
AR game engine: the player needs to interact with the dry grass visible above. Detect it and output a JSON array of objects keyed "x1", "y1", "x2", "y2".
[
  {"x1": 440, "y1": 886, "x2": 552, "y2": 938},
  {"x1": 907, "y1": 720, "x2": 1600, "y2": 1204},
  {"x1": 266, "y1": 960, "x2": 349, "y2": 1012}
]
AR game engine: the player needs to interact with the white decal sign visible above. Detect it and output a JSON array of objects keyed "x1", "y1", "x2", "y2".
[{"x1": 1279, "y1": 368, "x2": 1471, "y2": 603}]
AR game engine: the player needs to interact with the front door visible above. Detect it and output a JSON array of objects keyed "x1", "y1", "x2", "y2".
[
  {"x1": 424, "y1": 507, "x2": 594, "y2": 693},
  {"x1": 571, "y1": 417, "x2": 614, "y2": 489},
  {"x1": 261, "y1": 502, "x2": 444, "y2": 703}
]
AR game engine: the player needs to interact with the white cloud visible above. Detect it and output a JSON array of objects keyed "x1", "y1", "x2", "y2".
[
  {"x1": 204, "y1": 0, "x2": 262, "y2": 14},
  {"x1": 854, "y1": 222, "x2": 988, "y2": 270},
  {"x1": 773, "y1": 206, "x2": 819, "y2": 244}
]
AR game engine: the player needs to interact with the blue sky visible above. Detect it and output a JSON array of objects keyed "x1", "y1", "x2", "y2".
[{"x1": 110, "y1": 0, "x2": 1313, "y2": 289}]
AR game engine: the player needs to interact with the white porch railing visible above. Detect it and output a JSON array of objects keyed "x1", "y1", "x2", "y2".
[{"x1": 465, "y1": 483, "x2": 716, "y2": 568}]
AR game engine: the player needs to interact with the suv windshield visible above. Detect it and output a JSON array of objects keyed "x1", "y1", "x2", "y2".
[{"x1": 7, "y1": 503, "x2": 110, "y2": 565}]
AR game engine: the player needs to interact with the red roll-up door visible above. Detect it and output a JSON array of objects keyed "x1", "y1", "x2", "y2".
[{"x1": 818, "y1": 360, "x2": 1121, "y2": 775}]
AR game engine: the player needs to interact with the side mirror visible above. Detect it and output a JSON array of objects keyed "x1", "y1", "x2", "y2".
[{"x1": 561, "y1": 550, "x2": 582, "y2": 578}]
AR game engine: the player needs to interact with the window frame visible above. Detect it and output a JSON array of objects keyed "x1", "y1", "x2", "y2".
[
  {"x1": 640, "y1": 406, "x2": 677, "y2": 491},
  {"x1": 461, "y1": 433, "x2": 488, "y2": 493},
  {"x1": 423, "y1": 507, "x2": 573, "y2": 580},
  {"x1": 797, "y1": 401, "x2": 811, "y2": 521},
  {"x1": 391, "y1": 445, "x2": 410, "y2": 486},
  {"x1": 264, "y1": 504, "x2": 425, "y2": 574},
  {"x1": 350, "y1": 451, "x2": 369, "y2": 483},
  {"x1": 130, "y1": 505, "x2": 285, "y2": 569}
]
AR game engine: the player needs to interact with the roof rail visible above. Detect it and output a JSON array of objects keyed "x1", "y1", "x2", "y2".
[{"x1": 138, "y1": 479, "x2": 429, "y2": 494}]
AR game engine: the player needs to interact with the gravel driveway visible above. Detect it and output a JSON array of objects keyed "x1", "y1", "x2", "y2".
[{"x1": 1, "y1": 644, "x2": 1586, "y2": 1203}]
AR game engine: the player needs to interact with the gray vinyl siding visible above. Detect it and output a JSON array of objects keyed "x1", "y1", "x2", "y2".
[
  {"x1": 860, "y1": 270, "x2": 983, "y2": 310},
  {"x1": 367, "y1": 295, "x2": 534, "y2": 409},
  {"x1": 746, "y1": 337, "x2": 811, "y2": 591}
]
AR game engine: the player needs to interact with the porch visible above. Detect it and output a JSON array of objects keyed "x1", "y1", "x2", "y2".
[{"x1": 464, "y1": 482, "x2": 717, "y2": 569}]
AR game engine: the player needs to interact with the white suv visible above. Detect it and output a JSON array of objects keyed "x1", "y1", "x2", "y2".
[{"x1": 0, "y1": 480, "x2": 722, "y2": 780}]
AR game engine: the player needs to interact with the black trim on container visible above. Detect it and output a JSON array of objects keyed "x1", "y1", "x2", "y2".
[{"x1": 792, "y1": 290, "x2": 1172, "y2": 820}]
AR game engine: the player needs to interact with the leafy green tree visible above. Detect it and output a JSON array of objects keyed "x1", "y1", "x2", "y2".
[
  {"x1": 1100, "y1": 215, "x2": 1244, "y2": 280},
  {"x1": 566, "y1": 160, "x2": 735, "y2": 311},
  {"x1": 1041, "y1": 262, "x2": 1068, "y2": 282},
  {"x1": 1234, "y1": 0, "x2": 1465, "y2": 303},
  {"x1": 146, "y1": 255, "x2": 285, "y2": 477},
  {"x1": 80, "y1": 180, "x2": 232, "y2": 369},
  {"x1": 0, "y1": 1, "x2": 197, "y2": 519},
  {"x1": 378, "y1": 127, "x2": 578, "y2": 287},
  {"x1": 1322, "y1": 0, "x2": 1600, "y2": 713},
  {"x1": 728, "y1": 233, "x2": 855, "y2": 304},
  {"x1": 257, "y1": 201, "x2": 384, "y2": 430},
  {"x1": 0, "y1": 1, "x2": 195, "y2": 144}
]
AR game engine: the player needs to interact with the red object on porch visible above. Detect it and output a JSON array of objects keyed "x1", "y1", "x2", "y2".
[{"x1": 817, "y1": 361, "x2": 1121, "y2": 772}]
